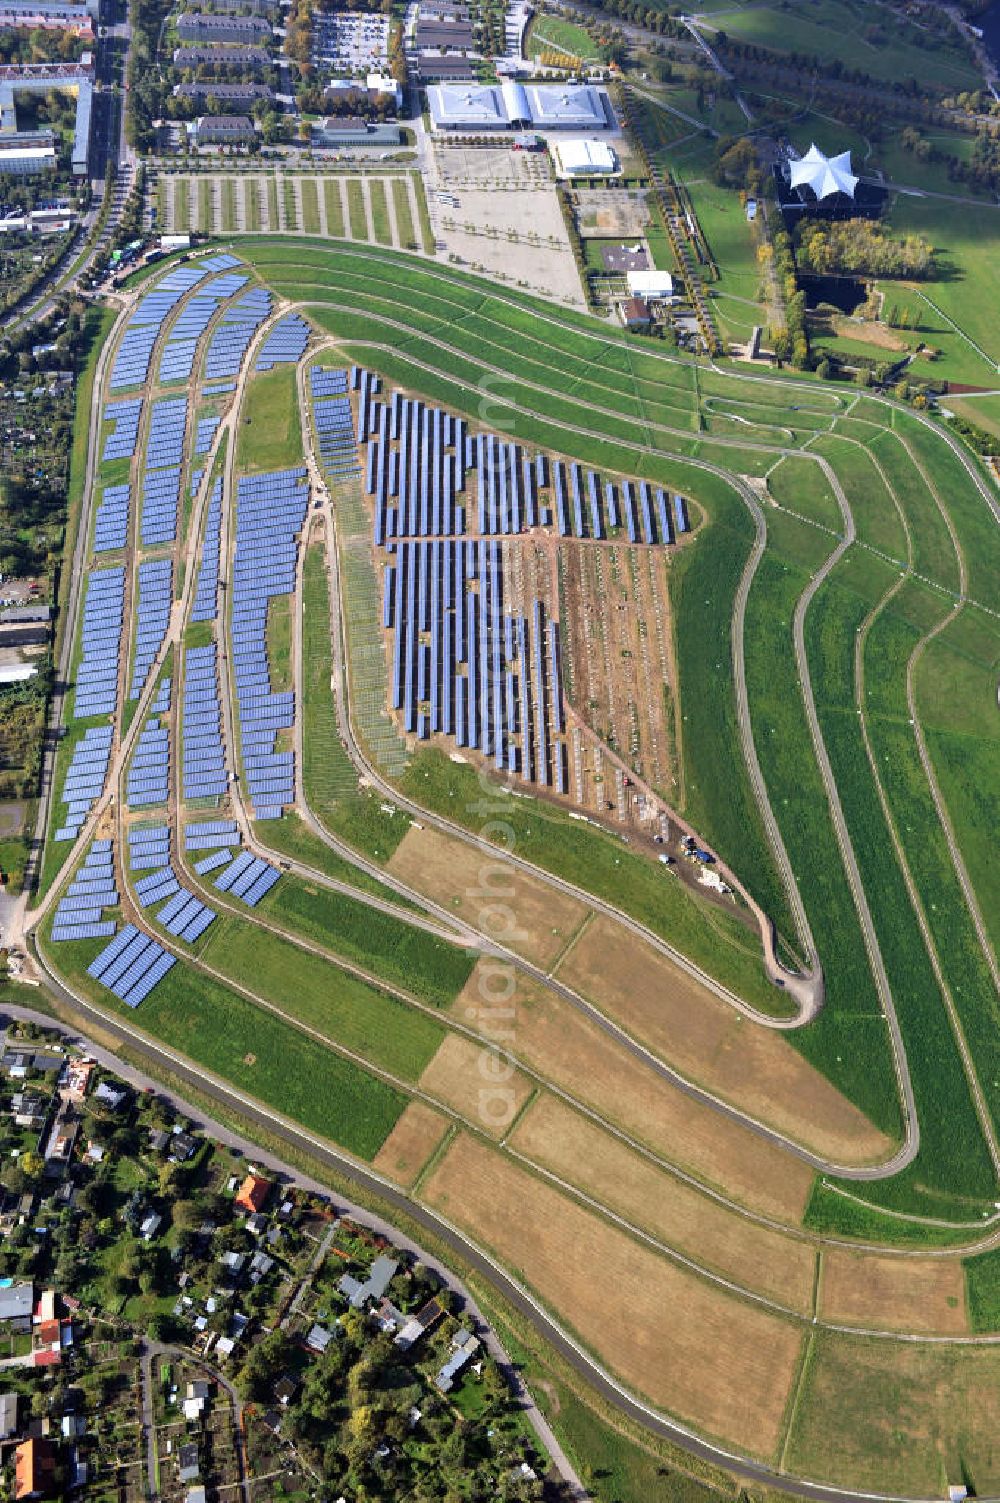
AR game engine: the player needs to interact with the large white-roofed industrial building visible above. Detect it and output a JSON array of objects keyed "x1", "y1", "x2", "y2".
[
  {"x1": 427, "y1": 80, "x2": 613, "y2": 132},
  {"x1": 551, "y1": 137, "x2": 617, "y2": 178}
]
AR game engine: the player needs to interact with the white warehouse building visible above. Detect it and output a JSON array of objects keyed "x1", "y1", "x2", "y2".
[
  {"x1": 427, "y1": 80, "x2": 613, "y2": 131},
  {"x1": 551, "y1": 138, "x2": 617, "y2": 177},
  {"x1": 627, "y1": 269, "x2": 673, "y2": 300}
]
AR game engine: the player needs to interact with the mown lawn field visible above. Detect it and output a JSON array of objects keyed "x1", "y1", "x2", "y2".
[
  {"x1": 197, "y1": 911, "x2": 445, "y2": 1078},
  {"x1": 236, "y1": 364, "x2": 303, "y2": 472},
  {"x1": 699, "y1": 0, "x2": 978, "y2": 89},
  {"x1": 261, "y1": 875, "x2": 476, "y2": 1006},
  {"x1": 742, "y1": 519, "x2": 898, "y2": 1132},
  {"x1": 38, "y1": 930, "x2": 406, "y2": 1159},
  {"x1": 806, "y1": 548, "x2": 996, "y2": 1216}
]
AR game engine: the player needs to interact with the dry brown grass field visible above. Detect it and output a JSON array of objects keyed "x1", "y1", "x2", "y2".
[
  {"x1": 556, "y1": 916, "x2": 894, "y2": 1165},
  {"x1": 371, "y1": 1100, "x2": 450, "y2": 1186},
  {"x1": 818, "y1": 1249, "x2": 969, "y2": 1335},
  {"x1": 388, "y1": 825, "x2": 588, "y2": 967},
  {"x1": 417, "y1": 1033, "x2": 534, "y2": 1136},
  {"x1": 470, "y1": 971, "x2": 815, "y2": 1221},
  {"x1": 421, "y1": 1132, "x2": 803, "y2": 1457},
  {"x1": 509, "y1": 1093, "x2": 817, "y2": 1313}
]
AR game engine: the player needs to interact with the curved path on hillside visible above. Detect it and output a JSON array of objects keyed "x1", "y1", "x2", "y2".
[
  {"x1": 24, "y1": 291, "x2": 899, "y2": 1203},
  {"x1": 21, "y1": 248, "x2": 1000, "y2": 1500},
  {"x1": 32, "y1": 262, "x2": 992, "y2": 1210},
  {"x1": 283, "y1": 306, "x2": 826, "y2": 1014}
]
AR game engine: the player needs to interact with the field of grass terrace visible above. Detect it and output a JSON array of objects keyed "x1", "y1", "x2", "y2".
[
  {"x1": 225, "y1": 243, "x2": 1000, "y2": 1136},
  {"x1": 29, "y1": 227, "x2": 1000, "y2": 1498}
]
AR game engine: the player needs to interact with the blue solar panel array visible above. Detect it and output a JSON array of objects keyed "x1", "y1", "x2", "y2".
[
  {"x1": 152, "y1": 675, "x2": 172, "y2": 716},
  {"x1": 185, "y1": 819, "x2": 239, "y2": 851},
  {"x1": 109, "y1": 264, "x2": 210, "y2": 392},
  {"x1": 74, "y1": 565, "x2": 125, "y2": 721},
  {"x1": 181, "y1": 643, "x2": 229, "y2": 802},
  {"x1": 102, "y1": 398, "x2": 142, "y2": 462},
  {"x1": 255, "y1": 313, "x2": 309, "y2": 371},
  {"x1": 147, "y1": 396, "x2": 189, "y2": 468},
  {"x1": 126, "y1": 823, "x2": 218, "y2": 942},
  {"x1": 126, "y1": 715, "x2": 170, "y2": 807},
  {"x1": 140, "y1": 465, "x2": 182, "y2": 547},
  {"x1": 93, "y1": 482, "x2": 131, "y2": 553},
  {"x1": 158, "y1": 269, "x2": 248, "y2": 385},
  {"x1": 54, "y1": 725, "x2": 113, "y2": 841},
  {"x1": 193, "y1": 415, "x2": 220, "y2": 455},
  {"x1": 310, "y1": 367, "x2": 362, "y2": 481},
  {"x1": 129, "y1": 558, "x2": 173, "y2": 700},
  {"x1": 231, "y1": 468, "x2": 307, "y2": 818},
  {"x1": 191, "y1": 478, "x2": 222, "y2": 623},
  {"x1": 86, "y1": 922, "x2": 177, "y2": 1008},
  {"x1": 213, "y1": 848, "x2": 280, "y2": 908},
  {"x1": 204, "y1": 287, "x2": 272, "y2": 381},
  {"x1": 50, "y1": 839, "x2": 118, "y2": 941}
]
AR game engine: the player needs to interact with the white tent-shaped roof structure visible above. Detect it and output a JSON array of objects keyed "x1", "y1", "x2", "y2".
[{"x1": 788, "y1": 143, "x2": 857, "y2": 200}]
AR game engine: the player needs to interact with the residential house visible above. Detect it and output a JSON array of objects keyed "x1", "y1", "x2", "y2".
[
  {"x1": 394, "y1": 1295, "x2": 444, "y2": 1352},
  {"x1": 0, "y1": 1281, "x2": 33, "y2": 1333},
  {"x1": 338, "y1": 1255, "x2": 399, "y2": 1309},
  {"x1": 10, "y1": 1091, "x2": 48, "y2": 1131},
  {"x1": 178, "y1": 1441, "x2": 200, "y2": 1483},
  {"x1": 14, "y1": 1437, "x2": 57, "y2": 1500},
  {"x1": 234, "y1": 1173, "x2": 272, "y2": 1215},
  {"x1": 435, "y1": 1329, "x2": 480, "y2": 1393},
  {"x1": 0, "y1": 1391, "x2": 18, "y2": 1440}
]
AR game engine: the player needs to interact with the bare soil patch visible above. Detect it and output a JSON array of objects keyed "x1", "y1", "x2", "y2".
[
  {"x1": 388, "y1": 825, "x2": 588, "y2": 967},
  {"x1": 510, "y1": 1093, "x2": 816, "y2": 1313},
  {"x1": 831, "y1": 316, "x2": 908, "y2": 352},
  {"x1": 819, "y1": 1249, "x2": 968, "y2": 1335},
  {"x1": 556, "y1": 916, "x2": 893, "y2": 1165},
  {"x1": 421, "y1": 1133, "x2": 802, "y2": 1459},
  {"x1": 372, "y1": 1100, "x2": 450, "y2": 1186}
]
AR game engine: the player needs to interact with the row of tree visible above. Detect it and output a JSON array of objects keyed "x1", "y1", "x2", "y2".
[{"x1": 795, "y1": 218, "x2": 934, "y2": 280}]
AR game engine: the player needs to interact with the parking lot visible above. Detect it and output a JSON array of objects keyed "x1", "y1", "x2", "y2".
[
  {"x1": 311, "y1": 12, "x2": 389, "y2": 73},
  {"x1": 429, "y1": 143, "x2": 585, "y2": 307}
]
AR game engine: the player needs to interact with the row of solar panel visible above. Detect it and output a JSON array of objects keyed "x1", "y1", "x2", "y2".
[
  {"x1": 191, "y1": 479, "x2": 222, "y2": 624},
  {"x1": 255, "y1": 313, "x2": 309, "y2": 372},
  {"x1": 74, "y1": 566, "x2": 125, "y2": 722},
  {"x1": 213, "y1": 848, "x2": 280, "y2": 907},
  {"x1": 54, "y1": 724, "x2": 114, "y2": 840},
  {"x1": 129, "y1": 558, "x2": 173, "y2": 701},
  {"x1": 86, "y1": 923, "x2": 176, "y2": 1008},
  {"x1": 50, "y1": 839, "x2": 118, "y2": 940},
  {"x1": 94, "y1": 481, "x2": 131, "y2": 554},
  {"x1": 181, "y1": 642, "x2": 228, "y2": 802},
  {"x1": 231, "y1": 469, "x2": 308, "y2": 818},
  {"x1": 385, "y1": 536, "x2": 568, "y2": 789},
  {"x1": 102, "y1": 398, "x2": 142, "y2": 462}
]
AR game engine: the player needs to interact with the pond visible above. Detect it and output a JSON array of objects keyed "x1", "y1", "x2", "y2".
[{"x1": 798, "y1": 273, "x2": 867, "y2": 315}]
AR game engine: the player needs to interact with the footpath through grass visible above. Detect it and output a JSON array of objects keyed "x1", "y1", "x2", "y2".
[
  {"x1": 261, "y1": 873, "x2": 475, "y2": 1007},
  {"x1": 742, "y1": 519, "x2": 898, "y2": 1133},
  {"x1": 400, "y1": 748, "x2": 785, "y2": 1018}
]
